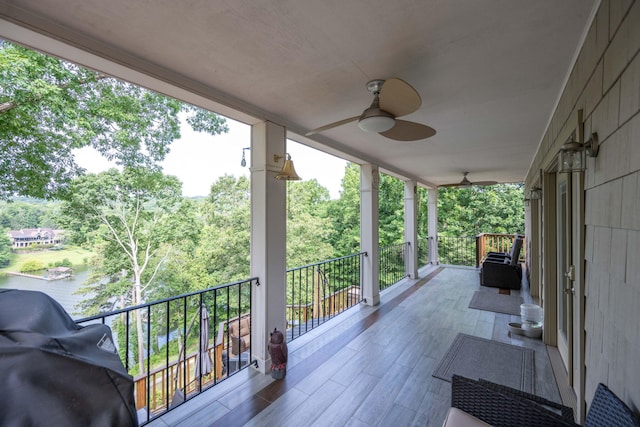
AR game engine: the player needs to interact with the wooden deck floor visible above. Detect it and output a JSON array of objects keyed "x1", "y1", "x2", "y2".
[{"x1": 146, "y1": 265, "x2": 564, "y2": 427}]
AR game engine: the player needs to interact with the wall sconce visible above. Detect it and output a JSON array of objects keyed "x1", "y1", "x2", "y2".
[
  {"x1": 524, "y1": 198, "x2": 531, "y2": 207},
  {"x1": 558, "y1": 132, "x2": 599, "y2": 173},
  {"x1": 274, "y1": 153, "x2": 301, "y2": 181},
  {"x1": 240, "y1": 147, "x2": 250, "y2": 167},
  {"x1": 528, "y1": 187, "x2": 542, "y2": 200}
]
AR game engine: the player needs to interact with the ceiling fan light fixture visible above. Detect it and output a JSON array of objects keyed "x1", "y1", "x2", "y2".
[
  {"x1": 358, "y1": 115, "x2": 395, "y2": 133},
  {"x1": 359, "y1": 85, "x2": 396, "y2": 133}
]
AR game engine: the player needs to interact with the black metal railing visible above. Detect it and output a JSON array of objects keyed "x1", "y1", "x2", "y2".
[
  {"x1": 66, "y1": 232, "x2": 522, "y2": 424},
  {"x1": 418, "y1": 237, "x2": 430, "y2": 267},
  {"x1": 379, "y1": 242, "x2": 408, "y2": 291},
  {"x1": 437, "y1": 235, "x2": 477, "y2": 266},
  {"x1": 286, "y1": 253, "x2": 365, "y2": 341},
  {"x1": 76, "y1": 277, "x2": 257, "y2": 425}
]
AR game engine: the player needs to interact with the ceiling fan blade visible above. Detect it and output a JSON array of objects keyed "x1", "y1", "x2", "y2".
[
  {"x1": 306, "y1": 116, "x2": 359, "y2": 136},
  {"x1": 379, "y1": 120, "x2": 436, "y2": 141},
  {"x1": 439, "y1": 180, "x2": 498, "y2": 188},
  {"x1": 379, "y1": 78, "x2": 421, "y2": 117}
]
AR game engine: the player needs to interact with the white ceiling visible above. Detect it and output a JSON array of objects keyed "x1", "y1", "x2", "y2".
[{"x1": 0, "y1": 0, "x2": 597, "y2": 187}]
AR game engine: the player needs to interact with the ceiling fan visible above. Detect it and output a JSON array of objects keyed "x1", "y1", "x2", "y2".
[
  {"x1": 439, "y1": 172, "x2": 497, "y2": 188},
  {"x1": 306, "y1": 78, "x2": 436, "y2": 142}
]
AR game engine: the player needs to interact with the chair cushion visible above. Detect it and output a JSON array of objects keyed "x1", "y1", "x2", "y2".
[
  {"x1": 509, "y1": 238, "x2": 523, "y2": 265},
  {"x1": 442, "y1": 407, "x2": 491, "y2": 427}
]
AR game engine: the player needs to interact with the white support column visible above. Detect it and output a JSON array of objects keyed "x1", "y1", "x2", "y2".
[
  {"x1": 360, "y1": 164, "x2": 380, "y2": 306},
  {"x1": 404, "y1": 180, "x2": 418, "y2": 278},
  {"x1": 250, "y1": 121, "x2": 287, "y2": 374},
  {"x1": 428, "y1": 188, "x2": 438, "y2": 265}
]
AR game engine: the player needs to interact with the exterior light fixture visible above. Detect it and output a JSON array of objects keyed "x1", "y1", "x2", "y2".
[
  {"x1": 274, "y1": 153, "x2": 301, "y2": 181},
  {"x1": 240, "y1": 147, "x2": 250, "y2": 167},
  {"x1": 558, "y1": 132, "x2": 599, "y2": 173},
  {"x1": 357, "y1": 80, "x2": 395, "y2": 133},
  {"x1": 529, "y1": 187, "x2": 542, "y2": 200},
  {"x1": 358, "y1": 112, "x2": 395, "y2": 133},
  {"x1": 524, "y1": 198, "x2": 531, "y2": 207}
]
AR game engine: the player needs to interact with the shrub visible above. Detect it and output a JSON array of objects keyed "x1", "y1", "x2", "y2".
[
  {"x1": 20, "y1": 259, "x2": 45, "y2": 273},
  {"x1": 53, "y1": 258, "x2": 72, "y2": 268}
]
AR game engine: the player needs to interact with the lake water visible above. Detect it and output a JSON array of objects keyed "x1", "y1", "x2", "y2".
[{"x1": 0, "y1": 266, "x2": 91, "y2": 320}]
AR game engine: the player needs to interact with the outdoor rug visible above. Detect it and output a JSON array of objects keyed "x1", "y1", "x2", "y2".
[
  {"x1": 468, "y1": 290, "x2": 523, "y2": 316},
  {"x1": 433, "y1": 333, "x2": 535, "y2": 393}
]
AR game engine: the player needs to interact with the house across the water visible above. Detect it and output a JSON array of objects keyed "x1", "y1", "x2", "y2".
[{"x1": 7, "y1": 228, "x2": 64, "y2": 249}]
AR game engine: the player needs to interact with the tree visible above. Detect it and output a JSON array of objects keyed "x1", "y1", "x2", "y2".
[
  {"x1": 417, "y1": 187, "x2": 429, "y2": 237},
  {"x1": 378, "y1": 173, "x2": 405, "y2": 246},
  {"x1": 60, "y1": 167, "x2": 183, "y2": 373},
  {"x1": 19, "y1": 259, "x2": 45, "y2": 272},
  {"x1": 0, "y1": 199, "x2": 59, "y2": 230},
  {"x1": 0, "y1": 230, "x2": 12, "y2": 267},
  {"x1": 0, "y1": 41, "x2": 227, "y2": 200},
  {"x1": 327, "y1": 165, "x2": 407, "y2": 257},
  {"x1": 149, "y1": 199, "x2": 205, "y2": 299},
  {"x1": 436, "y1": 184, "x2": 524, "y2": 236},
  {"x1": 286, "y1": 179, "x2": 334, "y2": 268},
  {"x1": 327, "y1": 163, "x2": 360, "y2": 257},
  {"x1": 197, "y1": 175, "x2": 251, "y2": 285}
]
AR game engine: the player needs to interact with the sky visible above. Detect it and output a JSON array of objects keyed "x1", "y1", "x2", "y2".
[{"x1": 74, "y1": 118, "x2": 348, "y2": 199}]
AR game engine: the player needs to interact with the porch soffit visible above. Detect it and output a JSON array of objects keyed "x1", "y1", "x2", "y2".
[{"x1": 0, "y1": 0, "x2": 597, "y2": 187}]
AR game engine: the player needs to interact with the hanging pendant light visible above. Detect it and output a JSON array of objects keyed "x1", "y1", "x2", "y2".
[{"x1": 274, "y1": 153, "x2": 301, "y2": 180}]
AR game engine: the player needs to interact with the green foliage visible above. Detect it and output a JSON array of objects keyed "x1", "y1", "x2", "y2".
[
  {"x1": 0, "y1": 41, "x2": 228, "y2": 200},
  {"x1": 286, "y1": 179, "x2": 334, "y2": 267},
  {"x1": 0, "y1": 199, "x2": 60, "y2": 230},
  {"x1": 378, "y1": 173, "x2": 405, "y2": 246},
  {"x1": 417, "y1": 187, "x2": 429, "y2": 237},
  {"x1": 195, "y1": 175, "x2": 251, "y2": 286},
  {"x1": 59, "y1": 168, "x2": 184, "y2": 316},
  {"x1": 51, "y1": 258, "x2": 72, "y2": 267},
  {"x1": 327, "y1": 165, "x2": 417, "y2": 255},
  {"x1": 19, "y1": 259, "x2": 44, "y2": 272},
  {"x1": 436, "y1": 184, "x2": 524, "y2": 236},
  {"x1": 0, "y1": 230, "x2": 11, "y2": 267},
  {"x1": 327, "y1": 163, "x2": 360, "y2": 256}
]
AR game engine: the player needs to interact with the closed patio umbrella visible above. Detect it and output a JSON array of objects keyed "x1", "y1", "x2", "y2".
[
  {"x1": 171, "y1": 304, "x2": 212, "y2": 408},
  {"x1": 194, "y1": 304, "x2": 213, "y2": 378}
]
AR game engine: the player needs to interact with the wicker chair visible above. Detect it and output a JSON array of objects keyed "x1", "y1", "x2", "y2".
[
  {"x1": 449, "y1": 375, "x2": 640, "y2": 427},
  {"x1": 584, "y1": 383, "x2": 640, "y2": 427}
]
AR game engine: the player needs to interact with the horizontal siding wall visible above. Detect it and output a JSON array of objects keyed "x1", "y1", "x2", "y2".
[{"x1": 527, "y1": 0, "x2": 640, "y2": 414}]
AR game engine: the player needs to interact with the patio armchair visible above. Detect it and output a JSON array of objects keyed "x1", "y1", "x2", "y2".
[
  {"x1": 480, "y1": 238, "x2": 523, "y2": 289},
  {"x1": 444, "y1": 375, "x2": 640, "y2": 427}
]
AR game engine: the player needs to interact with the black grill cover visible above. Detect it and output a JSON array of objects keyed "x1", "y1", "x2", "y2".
[{"x1": 0, "y1": 289, "x2": 137, "y2": 427}]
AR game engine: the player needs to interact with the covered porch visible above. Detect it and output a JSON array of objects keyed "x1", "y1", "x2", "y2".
[
  {"x1": 146, "y1": 265, "x2": 564, "y2": 427},
  {"x1": 2, "y1": 0, "x2": 640, "y2": 424}
]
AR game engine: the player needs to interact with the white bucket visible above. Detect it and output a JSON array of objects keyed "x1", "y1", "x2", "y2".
[{"x1": 520, "y1": 303, "x2": 543, "y2": 323}]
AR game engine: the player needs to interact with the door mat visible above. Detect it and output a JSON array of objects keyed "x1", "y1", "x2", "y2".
[
  {"x1": 433, "y1": 333, "x2": 535, "y2": 393},
  {"x1": 469, "y1": 290, "x2": 523, "y2": 316}
]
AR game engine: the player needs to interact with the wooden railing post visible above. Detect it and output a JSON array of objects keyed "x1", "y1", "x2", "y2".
[{"x1": 135, "y1": 376, "x2": 147, "y2": 410}]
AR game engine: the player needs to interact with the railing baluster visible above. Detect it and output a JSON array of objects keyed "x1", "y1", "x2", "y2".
[
  {"x1": 146, "y1": 305, "x2": 151, "y2": 419},
  {"x1": 165, "y1": 301, "x2": 170, "y2": 411}
]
